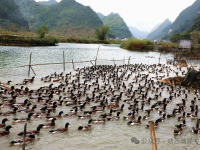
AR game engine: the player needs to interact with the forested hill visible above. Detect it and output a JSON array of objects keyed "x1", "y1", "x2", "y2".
[
  {"x1": 147, "y1": 19, "x2": 172, "y2": 40},
  {"x1": 101, "y1": 13, "x2": 132, "y2": 39},
  {"x1": 0, "y1": 0, "x2": 29, "y2": 31},
  {"x1": 14, "y1": 0, "x2": 103, "y2": 37},
  {"x1": 37, "y1": 0, "x2": 57, "y2": 5},
  {"x1": 158, "y1": 0, "x2": 200, "y2": 40}
]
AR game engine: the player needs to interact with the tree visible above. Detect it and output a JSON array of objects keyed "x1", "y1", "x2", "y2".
[
  {"x1": 170, "y1": 33, "x2": 180, "y2": 43},
  {"x1": 36, "y1": 26, "x2": 48, "y2": 38},
  {"x1": 94, "y1": 24, "x2": 110, "y2": 40}
]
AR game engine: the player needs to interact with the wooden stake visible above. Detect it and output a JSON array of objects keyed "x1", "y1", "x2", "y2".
[
  {"x1": 63, "y1": 51, "x2": 65, "y2": 72},
  {"x1": 95, "y1": 45, "x2": 100, "y2": 67},
  {"x1": 113, "y1": 58, "x2": 115, "y2": 66},
  {"x1": 28, "y1": 52, "x2": 32, "y2": 76},
  {"x1": 22, "y1": 122, "x2": 27, "y2": 150},
  {"x1": 30, "y1": 66, "x2": 36, "y2": 76},
  {"x1": 148, "y1": 121, "x2": 157, "y2": 150},
  {"x1": 72, "y1": 59, "x2": 74, "y2": 69}
]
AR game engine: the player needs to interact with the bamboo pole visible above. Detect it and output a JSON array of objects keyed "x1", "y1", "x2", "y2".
[
  {"x1": 30, "y1": 66, "x2": 36, "y2": 76},
  {"x1": 22, "y1": 123, "x2": 27, "y2": 150},
  {"x1": 95, "y1": 45, "x2": 100, "y2": 67},
  {"x1": 28, "y1": 52, "x2": 32, "y2": 76},
  {"x1": 148, "y1": 121, "x2": 157, "y2": 150},
  {"x1": 63, "y1": 51, "x2": 65, "y2": 72},
  {"x1": 72, "y1": 59, "x2": 74, "y2": 69}
]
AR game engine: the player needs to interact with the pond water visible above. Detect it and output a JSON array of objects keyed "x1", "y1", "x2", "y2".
[{"x1": 0, "y1": 43, "x2": 200, "y2": 150}]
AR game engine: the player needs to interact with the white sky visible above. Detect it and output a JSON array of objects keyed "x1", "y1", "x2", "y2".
[{"x1": 36, "y1": 0, "x2": 196, "y2": 32}]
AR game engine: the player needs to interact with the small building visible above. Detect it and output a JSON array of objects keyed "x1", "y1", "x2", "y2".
[{"x1": 179, "y1": 40, "x2": 192, "y2": 51}]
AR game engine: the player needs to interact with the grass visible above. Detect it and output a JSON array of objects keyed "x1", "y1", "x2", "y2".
[
  {"x1": 160, "y1": 42, "x2": 177, "y2": 51},
  {"x1": 120, "y1": 38, "x2": 153, "y2": 51},
  {"x1": 58, "y1": 37, "x2": 121, "y2": 44},
  {"x1": 0, "y1": 32, "x2": 59, "y2": 46}
]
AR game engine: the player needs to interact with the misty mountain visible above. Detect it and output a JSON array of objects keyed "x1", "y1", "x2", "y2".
[
  {"x1": 147, "y1": 19, "x2": 172, "y2": 40},
  {"x1": 101, "y1": 13, "x2": 132, "y2": 39},
  {"x1": 128, "y1": 26, "x2": 149, "y2": 39},
  {"x1": 37, "y1": 0, "x2": 58, "y2": 5},
  {"x1": 14, "y1": 0, "x2": 103, "y2": 37},
  {"x1": 158, "y1": 0, "x2": 200, "y2": 40},
  {"x1": 149, "y1": 23, "x2": 161, "y2": 34},
  {"x1": 97, "y1": 13, "x2": 104, "y2": 19},
  {"x1": 0, "y1": 0, "x2": 29, "y2": 31}
]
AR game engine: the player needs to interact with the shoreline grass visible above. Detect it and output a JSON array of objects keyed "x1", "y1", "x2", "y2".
[{"x1": 120, "y1": 38, "x2": 153, "y2": 51}]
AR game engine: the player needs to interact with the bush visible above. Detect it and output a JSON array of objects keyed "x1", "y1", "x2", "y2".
[{"x1": 120, "y1": 38, "x2": 153, "y2": 50}]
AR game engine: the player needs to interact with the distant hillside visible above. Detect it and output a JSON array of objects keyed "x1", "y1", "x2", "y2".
[
  {"x1": 14, "y1": 0, "x2": 103, "y2": 37},
  {"x1": 159, "y1": 0, "x2": 200, "y2": 40},
  {"x1": 97, "y1": 13, "x2": 104, "y2": 19},
  {"x1": 149, "y1": 23, "x2": 161, "y2": 33},
  {"x1": 188, "y1": 15, "x2": 200, "y2": 32},
  {"x1": 101, "y1": 13, "x2": 132, "y2": 39},
  {"x1": 0, "y1": 0, "x2": 29, "y2": 31},
  {"x1": 37, "y1": 0, "x2": 57, "y2": 5},
  {"x1": 147, "y1": 19, "x2": 172, "y2": 40},
  {"x1": 128, "y1": 26, "x2": 149, "y2": 39}
]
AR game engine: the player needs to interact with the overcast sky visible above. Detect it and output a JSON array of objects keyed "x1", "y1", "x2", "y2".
[{"x1": 36, "y1": 0, "x2": 196, "y2": 32}]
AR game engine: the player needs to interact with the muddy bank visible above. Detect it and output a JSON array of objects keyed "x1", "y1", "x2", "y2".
[{"x1": 159, "y1": 76, "x2": 184, "y2": 85}]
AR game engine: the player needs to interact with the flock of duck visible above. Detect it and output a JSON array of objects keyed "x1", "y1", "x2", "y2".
[{"x1": 0, "y1": 63, "x2": 200, "y2": 147}]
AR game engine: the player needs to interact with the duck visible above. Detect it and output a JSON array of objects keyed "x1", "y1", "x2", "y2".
[
  {"x1": 45, "y1": 111, "x2": 64, "y2": 120},
  {"x1": 78, "y1": 119, "x2": 93, "y2": 130},
  {"x1": 143, "y1": 110, "x2": 150, "y2": 120},
  {"x1": 191, "y1": 111, "x2": 198, "y2": 119},
  {"x1": 107, "y1": 112, "x2": 121, "y2": 120},
  {"x1": 112, "y1": 104, "x2": 125, "y2": 112},
  {"x1": 0, "y1": 125, "x2": 14, "y2": 136},
  {"x1": 172, "y1": 124, "x2": 182, "y2": 135},
  {"x1": 0, "y1": 107, "x2": 19, "y2": 116},
  {"x1": 10, "y1": 135, "x2": 35, "y2": 145},
  {"x1": 18, "y1": 124, "x2": 44, "y2": 136},
  {"x1": 127, "y1": 116, "x2": 142, "y2": 125},
  {"x1": 92, "y1": 114, "x2": 107, "y2": 124},
  {"x1": 192, "y1": 123, "x2": 200, "y2": 134},
  {"x1": 123, "y1": 111, "x2": 135, "y2": 120},
  {"x1": 99, "y1": 109, "x2": 113, "y2": 118},
  {"x1": 177, "y1": 112, "x2": 186, "y2": 121},
  {"x1": 167, "y1": 110, "x2": 176, "y2": 118},
  {"x1": 13, "y1": 113, "x2": 35, "y2": 123},
  {"x1": 41, "y1": 118, "x2": 57, "y2": 128},
  {"x1": 0, "y1": 118, "x2": 10, "y2": 128},
  {"x1": 49, "y1": 123, "x2": 70, "y2": 133}
]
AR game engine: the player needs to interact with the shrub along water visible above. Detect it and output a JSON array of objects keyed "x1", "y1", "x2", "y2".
[{"x1": 120, "y1": 38, "x2": 153, "y2": 51}]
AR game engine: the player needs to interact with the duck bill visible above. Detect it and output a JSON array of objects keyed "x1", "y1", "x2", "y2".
[{"x1": 11, "y1": 126, "x2": 14, "y2": 128}]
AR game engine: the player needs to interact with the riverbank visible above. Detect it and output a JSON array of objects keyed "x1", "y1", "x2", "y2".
[{"x1": 0, "y1": 34, "x2": 59, "y2": 46}]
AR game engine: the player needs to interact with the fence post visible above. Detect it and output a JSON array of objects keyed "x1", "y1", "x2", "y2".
[
  {"x1": 72, "y1": 59, "x2": 74, "y2": 69},
  {"x1": 28, "y1": 52, "x2": 32, "y2": 76},
  {"x1": 22, "y1": 122, "x2": 27, "y2": 150},
  {"x1": 148, "y1": 121, "x2": 157, "y2": 150},
  {"x1": 63, "y1": 51, "x2": 65, "y2": 72},
  {"x1": 95, "y1": 45, "x2": 100, "y2": 67}
]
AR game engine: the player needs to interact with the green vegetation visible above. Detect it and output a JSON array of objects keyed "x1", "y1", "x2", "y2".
[
  {"x1": 94, "y1": 25, "x2": 110, "y2": 40},
  {"x1": 161, "y1": 42, "x2": 177, "y2": 51},
  {"x1": 158, "y1": 0, "x2": 200, "y2": 40},
  {"x1": 96, "y1": 13, "x2": 105, "y2": 19},
  {"x1": 0, "y1": 32, "x2": 58, "y2": 46},
  {"x1": 0, "y1": 0, "x2": 29, "y2": 31},
  {"x1": 37, "y1": 26, "x2": 49, "y2": 38},
  {"x1": 101, "y1": 13, "x2": 132, "y2": 39},
  {"x1": 59, "y1": 37, "x2": 120, "y2": 44},
  {"x1": 147, "y1": 19, "x2": 172, "y2": 40},
  {"x1": 14, "y1": 0, "x2": 103, "y2": 38},
  {"x1": 170, "y1": 33, "x2": 180, "y2": 43},
  {"x1": 120, "y1": 38, "x2": 153, "y2": 51}
]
